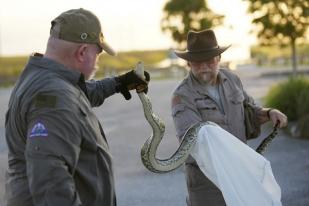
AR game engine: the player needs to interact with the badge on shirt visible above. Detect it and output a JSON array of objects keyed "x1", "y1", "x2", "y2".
[{"x1": 29, "y1": 121, "x2": 48, "y2": 138}]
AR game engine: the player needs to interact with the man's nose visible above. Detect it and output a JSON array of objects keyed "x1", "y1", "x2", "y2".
[
  {"x1": 198, "y1": 62, "x2": 208, "y2": 68},
  {"x1": 201, "y1": 63, "x2": 212, "y2": 70}
]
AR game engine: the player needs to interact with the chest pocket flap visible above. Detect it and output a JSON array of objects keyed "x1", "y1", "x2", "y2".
[
  {"x1": 195, "y1": 98, "x2": 217, "y2": 110},
  {"x1": 229, "y1": 91, "x2": 244, "y2": 104}
]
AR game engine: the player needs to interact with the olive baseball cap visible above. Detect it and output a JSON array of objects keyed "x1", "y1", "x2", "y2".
[{"x1": 50, "y1": 8, "x2": 116, "y2": 56}]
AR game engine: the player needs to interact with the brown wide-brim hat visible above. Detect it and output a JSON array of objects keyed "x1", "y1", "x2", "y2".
[{"x1": 175, "y1": 29, "x2": 230, "y2": 62}]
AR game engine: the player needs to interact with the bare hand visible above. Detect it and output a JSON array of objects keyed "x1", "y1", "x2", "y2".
[{"x1": 269, "y1": 109, "x2": 288, "y2": 128}]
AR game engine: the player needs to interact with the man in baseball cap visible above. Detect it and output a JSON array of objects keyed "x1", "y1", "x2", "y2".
[{"x1": 5, "y1": 8, "x2": 149, "y2": 206}]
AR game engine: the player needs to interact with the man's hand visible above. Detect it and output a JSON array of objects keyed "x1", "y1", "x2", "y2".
[
  {"x1": 268, "y1": 109, "x2": 288, "y2": 128},
  {"x1": 115, "y1": 70, "x2": 150, "y2": 100}
]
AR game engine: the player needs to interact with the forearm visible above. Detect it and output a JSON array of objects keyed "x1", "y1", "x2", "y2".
[
  {"x1": 256, "y1": 107, "x2": 271, "y2": 124},
  {"x1": 86, "y1": 77, "x2": 118, "y2": 107}
]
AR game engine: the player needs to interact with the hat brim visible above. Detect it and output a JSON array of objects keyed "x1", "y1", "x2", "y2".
[
  {"x1": 175, "y1": 45, "x2": 230, "y2": 62},
  {"x1": 99, "y1": 41, "x2": 117, "y2": 56}
]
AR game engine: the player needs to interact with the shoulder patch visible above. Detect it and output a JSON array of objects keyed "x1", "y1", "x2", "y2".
[
  {"x1": 29, "y1": 122, "x2": 48, "y2": 138},
  {"x1": 35, "y1": 94, "x2": 57, "y2": 108}
]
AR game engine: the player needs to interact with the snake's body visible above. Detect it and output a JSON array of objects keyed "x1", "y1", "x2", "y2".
[
  {"x1": 255, "y1": 125, "x2": 278, "y2": 154},
  {"x1": 138, "y1": 92, "x2": 210, "y2": 173},
  {"x1": 136, "y1": 63, "x2": 278, "y2": 173}
]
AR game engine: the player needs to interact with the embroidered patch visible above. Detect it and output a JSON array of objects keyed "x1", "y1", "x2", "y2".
[
  {"x1": 35, "y1": 94, "x2": 57, "y2": 108},
  {"x1": 29, "y1": 122, "x2": 48, "y2": 138}
]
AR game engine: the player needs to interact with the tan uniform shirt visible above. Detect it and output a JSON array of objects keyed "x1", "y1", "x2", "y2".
[
  {"x1": 5, "y1": 54, "x2": 117, "y2": 206},
  {"x1": 172, "y1": 69, "x2": 261, "y2": 163}
]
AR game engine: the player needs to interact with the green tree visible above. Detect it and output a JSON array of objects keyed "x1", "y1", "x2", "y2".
[
  {"x1": 161, "y1": 0, "x2": 224, "y2": 49},
  {"x1": 244, "y1": 0, "x2": 309, "y2": 75}
]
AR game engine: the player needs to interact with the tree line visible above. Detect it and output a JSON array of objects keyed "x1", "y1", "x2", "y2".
[{"x1": 161, "y1": 0, "x2": 309, "y2": 75}]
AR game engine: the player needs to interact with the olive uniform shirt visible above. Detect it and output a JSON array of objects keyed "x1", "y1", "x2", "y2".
[{"x1": 5, "y1": 54, "x2": 118, "y2": 206}]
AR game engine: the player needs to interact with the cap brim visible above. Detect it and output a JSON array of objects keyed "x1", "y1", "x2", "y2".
[
  {"x1": 99, "y1": 41, "x2": 117, "y2": 56},
  {"x1": 175, "y1": 45, "x2": 230, "y2": 62}
]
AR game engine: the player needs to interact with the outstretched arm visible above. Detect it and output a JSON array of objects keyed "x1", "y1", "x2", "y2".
[{"x1": 86, "y1": 77, "x2": 118, "y2": 107}]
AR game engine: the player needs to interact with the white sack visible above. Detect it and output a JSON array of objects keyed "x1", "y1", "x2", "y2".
[{"x1": 190, "y1": 123, "x2": 282, "y2": 206}]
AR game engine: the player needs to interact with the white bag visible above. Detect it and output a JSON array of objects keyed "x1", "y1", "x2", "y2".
[{"x1": 190, "y1": 123, "x2": 282, "y2": 206}]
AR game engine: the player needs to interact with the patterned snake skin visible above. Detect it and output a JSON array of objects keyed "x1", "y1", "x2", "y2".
[
  {"x1": 138, "y1": 91, "x2": 214, "y2": 173},
  {"x1": 256, "y1": 123, "x2": 279, "y2": 154}
]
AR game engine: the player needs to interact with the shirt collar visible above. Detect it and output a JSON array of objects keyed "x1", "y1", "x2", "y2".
[
  {"x1": 28, "y1": 53, "x2": 82, "y2": 85},
  {"x1": 217, "y1": 69, "x2": 228, "y2": 82}
]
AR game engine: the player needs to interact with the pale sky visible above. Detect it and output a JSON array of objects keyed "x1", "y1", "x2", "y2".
[{"x1": 0, "y1": 0, "x2": 256, "y2": 61}]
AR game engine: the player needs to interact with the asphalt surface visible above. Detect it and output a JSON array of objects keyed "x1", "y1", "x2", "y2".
[{"x1": 0, "y1": 66, "x2": 308, "y2": 206}]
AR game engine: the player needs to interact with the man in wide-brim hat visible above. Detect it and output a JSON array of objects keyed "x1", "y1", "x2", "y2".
[{"x1": 171, "y1": 29, "x2": 287, "y2": 206}]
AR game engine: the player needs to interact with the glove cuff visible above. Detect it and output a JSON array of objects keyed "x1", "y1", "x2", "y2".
[
  {"x1": 114, "y1": 76, "x2": 132, "y2": 100},
  {"x1": 114, "y1": 76, "x2": 122, "y2": 93}
]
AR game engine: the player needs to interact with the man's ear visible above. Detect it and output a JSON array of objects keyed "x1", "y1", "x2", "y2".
[{"x1": 75, "y1": 44, "x2": 88, "y2": 63}]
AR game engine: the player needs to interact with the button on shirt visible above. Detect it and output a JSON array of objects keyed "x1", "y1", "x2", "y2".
[{"x1": 5, "y1": 54, "x2": 118, "y2": 206}]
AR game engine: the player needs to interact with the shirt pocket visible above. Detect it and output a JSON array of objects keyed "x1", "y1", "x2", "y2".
[
  {"x1": 229, "y1": 91, "x2": 244, "y2": 105},
  {"x1": 195, "y1": 98, "x2": 218, "y2": 110},
  {"x1": 195, "y1": 99, "x2": 225, "y2": 124}
]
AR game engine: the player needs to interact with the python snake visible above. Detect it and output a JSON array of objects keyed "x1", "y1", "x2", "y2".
[{"x1": 135, "y1": 62, "x2": 278, "y2": 173}]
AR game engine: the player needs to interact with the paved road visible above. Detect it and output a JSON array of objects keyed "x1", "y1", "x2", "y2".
[{"x1": 0, "y1": 67, "x2": 308, "y2": 206}]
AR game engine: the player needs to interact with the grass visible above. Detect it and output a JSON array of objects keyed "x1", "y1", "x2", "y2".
[
  {"x1": 0, "y1": 56, "x2": 29, "y2": 87},
  {"x1": 96, "y1": 49, "x2": 167, "y2": 76},
  {"x1": 0, "y1": 56, "x2": 28, "y2": 77},
  {"x1": 0, "y1": 49, "x2": 168, "y2": 86}
]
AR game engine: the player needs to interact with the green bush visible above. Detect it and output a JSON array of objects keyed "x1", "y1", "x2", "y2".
[{"x1": 265, "y1": 77, "x2": 309, "y2": 138}]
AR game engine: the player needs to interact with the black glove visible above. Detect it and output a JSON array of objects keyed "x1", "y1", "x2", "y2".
[{"x1": 115, "y1": 70, "x2": 150, "y2": 100}]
